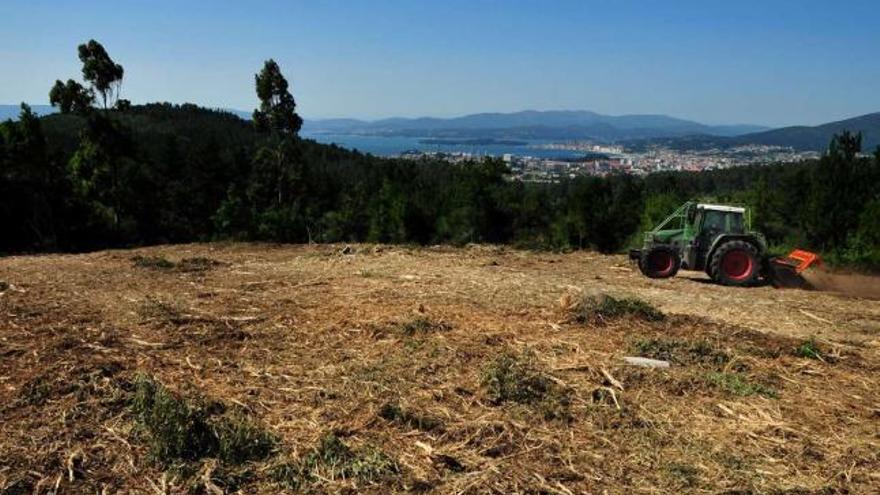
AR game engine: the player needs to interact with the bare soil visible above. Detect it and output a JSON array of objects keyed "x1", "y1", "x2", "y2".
[{"x1": 1, "y1": 243, "x2": 878, "y2": 494}]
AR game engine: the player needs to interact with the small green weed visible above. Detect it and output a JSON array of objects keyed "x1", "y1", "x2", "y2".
[
  {"x1": 633, "y1": 338, "x2": 729, "y2": 366},
  {"x1": 203, "y1": 464, "x2": 255, "y2": 493},
  {"x1": 271, "y1": 433, "x2": 398, "y2": 489},
  {"x1": 213, "y1": 411, "x2": 278, "y2": 464},
  {"x1": 132, "y1": 255, "x2": 175, "y2": 270},
  {"x1": 177, "y1": 257, "x2": 223, "y2": 272},
  {"x1": 705, "y1": 372, "x2": 778, "y2": 399},
  {"x1": 664, "y1": 462, "x2": 700, "y2": 488},
  {"x1": 137, "y1": 297, "x2": 186, "y2": 323},
  {"x1": 18, "y1": 376, "x2": 53, "y2": 406},
  {"x1": 132, "y1": 255, "x2": 223, "y2": 272},
  {"x1": 378, "y1": 402, "x2": 445, "y2": 432},
  {"x1": 395, "y1": 316, "x2": 451, "y2": 336},
  {"x1": 796, "y1": 337, "x2": 822, "y2": 360}
]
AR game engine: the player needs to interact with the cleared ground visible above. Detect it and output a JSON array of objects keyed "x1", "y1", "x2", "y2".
[{"x1": 1, "y1": 243, "x2": 878, "y2": 494}]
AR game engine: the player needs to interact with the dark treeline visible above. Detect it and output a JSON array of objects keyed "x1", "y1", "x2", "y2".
[{"x1": 2, "y1": 41, "x2": 879, "y2": 269}]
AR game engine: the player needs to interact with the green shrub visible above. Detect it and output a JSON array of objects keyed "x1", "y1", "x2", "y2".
[
  {"x1": 130, "y1": 375, "x2": 276, "y2": 464},
  {"x1": 481, "y1": 352, "x2": 571, "y2": 420},
  {"x1": 481, "y1": 352, "x2": 553, "y2": 404},
  {"x1": 570, "y1": 294, "x2": 664, "y2": 324},
  {"x1": 131, "y1": 374, "x2": 216, "y2": 461}
]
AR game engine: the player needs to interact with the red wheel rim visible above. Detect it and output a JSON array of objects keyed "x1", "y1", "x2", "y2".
[
  {"x1": 722, "y1": 250, "x2": 753, "y2": 280},
  {"x1": 648, "y1": 251, "x2": 673, "y2": 274}
]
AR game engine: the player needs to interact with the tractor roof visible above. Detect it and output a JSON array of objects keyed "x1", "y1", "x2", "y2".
[{"x1": 697, "y1": 203, "x2": 745, "y2": 213}]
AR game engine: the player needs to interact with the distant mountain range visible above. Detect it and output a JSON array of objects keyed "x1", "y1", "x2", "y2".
[
  {"x1": 302, "y1": 110, "x2": 769, "y2": 141},
  {"x1": 625, "y1": 112, "x2": 880, "y2": 151},
  {"x1": 3, "y1": 104, "x2": 878, "y2": 152}
]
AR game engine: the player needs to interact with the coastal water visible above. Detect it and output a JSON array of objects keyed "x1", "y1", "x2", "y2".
[{"x1": 302, "y1": 133, "x2": 586, "y2": 159}]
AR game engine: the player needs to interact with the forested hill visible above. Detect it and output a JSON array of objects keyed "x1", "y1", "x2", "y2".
[
  {"x1": 40, "y1": 103, "x2": 258, "y2": 154},
  {"x1": 3, "y1": 102, "x2": 390, "y2": 252},
  {"x1": 626, "y1": 112, "x2": 880, "y2": 152},
  {"x1": 2, "y1": 102, "x2": 880, "y2": 270},
  {"x1": 732, "y1": 112, "x2": 880, "y2": 151}
]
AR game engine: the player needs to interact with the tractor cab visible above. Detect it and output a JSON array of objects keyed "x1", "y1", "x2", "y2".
[{"x1": 689, "y1": 204, "x2": 748, "y2": 269}]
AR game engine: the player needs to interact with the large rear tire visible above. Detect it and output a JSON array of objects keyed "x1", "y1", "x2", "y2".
[
  {"x1": 639, "y1": 245, "x2": 681, "y2": 279},
  {"x1": 710, "y1": 240, "x2": 759, "y2": 286}
]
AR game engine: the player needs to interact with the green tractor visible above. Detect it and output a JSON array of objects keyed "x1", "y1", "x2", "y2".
[{"x1": 629, "y1": 201, "x2": 819, "y2": 287}]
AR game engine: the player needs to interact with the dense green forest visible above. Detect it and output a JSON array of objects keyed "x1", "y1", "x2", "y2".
[{"x1": 2, "y1": 41, "x2": 879, "y2": 269}]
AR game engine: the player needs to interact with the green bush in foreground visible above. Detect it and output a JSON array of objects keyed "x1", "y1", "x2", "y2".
[
  {"x1": 130, "y1": 374, "x2": 276, "y2": 465},
  {"x1": 570, "y1": 294, "x2": 664, "y2": 324}
]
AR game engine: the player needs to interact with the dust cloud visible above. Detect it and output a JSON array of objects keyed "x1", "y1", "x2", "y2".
[{"x1": 801, "y1": 268, "x2": 880, "y2": 300}]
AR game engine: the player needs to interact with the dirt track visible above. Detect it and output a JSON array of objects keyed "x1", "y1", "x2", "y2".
[{"x1": 1, "y1": 243, "x2": 878, "y2": 494}]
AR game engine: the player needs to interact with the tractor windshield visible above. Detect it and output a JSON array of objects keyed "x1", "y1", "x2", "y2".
[{"x1": 702, "y1": 210, "x2": 744, "y2": 234}]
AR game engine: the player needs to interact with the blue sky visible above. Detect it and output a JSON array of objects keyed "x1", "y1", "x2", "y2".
[{"x1": 1, "y1": 0, "x2": 878, "y2": 126}]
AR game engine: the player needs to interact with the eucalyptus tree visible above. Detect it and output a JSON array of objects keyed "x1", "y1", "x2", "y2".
[
  {"x1": 78, "y1": 39, "x2": 125, "y2": 109},
  {"x1": 49, "y1": 79, "x2": 94, "y2": 114},
  {"x1": 239, "y1": 59, "x2": 309, "y2": 240},
  {"x1": 253, "y1": 59, "x2": 303, "y2": 136}
]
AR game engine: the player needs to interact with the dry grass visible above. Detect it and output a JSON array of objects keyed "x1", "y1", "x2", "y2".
[{"x1": 0, "y1": 243, "x2": 879, "y2": 494}]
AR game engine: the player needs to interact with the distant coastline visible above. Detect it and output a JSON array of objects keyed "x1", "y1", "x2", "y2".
[{"x1": 418, "y1": 138, "x2": 528, "y2": 146}]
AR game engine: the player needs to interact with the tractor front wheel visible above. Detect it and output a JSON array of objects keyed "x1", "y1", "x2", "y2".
[
  {"x1": 639, "y1": 246, "x2": 681, "y2": 279},
  {"x1": 709, "y1": 240, "x2": 759, "y2": 286}
]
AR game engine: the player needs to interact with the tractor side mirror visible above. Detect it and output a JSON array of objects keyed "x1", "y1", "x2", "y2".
[{"x1": 687, "y1": 208, "x2": 696, "y2": 223}]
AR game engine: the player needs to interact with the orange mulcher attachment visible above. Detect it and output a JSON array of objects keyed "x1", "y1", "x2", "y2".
[{"x1": 768, "y1": 249, "x2": 822, "y2": 288}]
